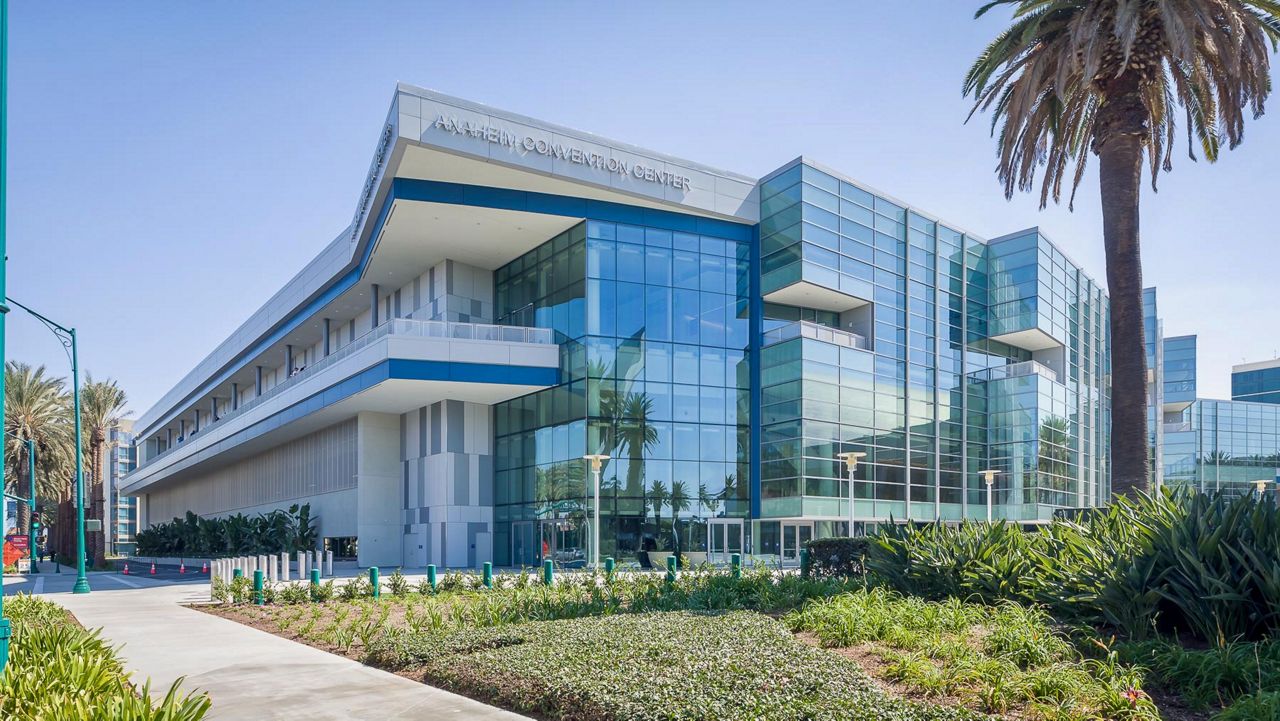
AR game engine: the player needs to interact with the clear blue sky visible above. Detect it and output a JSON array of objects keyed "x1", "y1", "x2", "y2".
[{"x1": 7, "y1": 1, "x2": 1278, "y2": 415}]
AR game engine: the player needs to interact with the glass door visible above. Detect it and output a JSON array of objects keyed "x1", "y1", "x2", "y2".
[
  {"x1": 707, "y1": 519, "x2": 743, "y2": 564},
  {"x1": 511, "y1": 521, "x2": 536, "y2": 567},
  {"x1": 780, "y1": 522, "x2": 813, "y2": 566}
]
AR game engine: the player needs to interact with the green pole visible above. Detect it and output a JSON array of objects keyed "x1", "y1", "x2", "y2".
[
  {"x1": 799, "y1": 547, "x2": 810, "y2": 579},
  {"x1": 426, "y1": 563, "x2": 437, "y2": 592},
  {"x1": 70, "y1": 328, "x2": 88, "y2": 594},
  {"x1": 604, "y1": 556, "x2": 615, "y2": 581},
  {"x1": 309, "y1": 568, "x2": 320, "y2": 601},
  {"x1": 482, "y1": 561, "x2": 492, "y2": 589},
  {"x1": 731, "y1": 552, "x2": 741, "y2": 580},
  {"x1": 0, "y1": 0, "x2": 11, "y2": 676},
  {"x1": 26, "y1": 439, "x2": 36, "y2": 573},
  {"x1": 542, "y1": 558, "x2": 553, "y2": 586},
  {"x1": 253, "y1": 570, "x2": 264, "y2": 606},
  {"x1": 665, "y1": 554, "x2": 676, "y2": 584},
  {"x1": 369, "y1": 566, "x2": 380, "y2": 599},
  {"x1": 233, "y1": 567, "x2": 243, "y2": 579}
]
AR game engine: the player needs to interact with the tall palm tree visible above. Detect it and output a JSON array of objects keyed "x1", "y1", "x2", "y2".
[
  {"x1": 617, "y1": 392, "x2": 658, "y2": 497},
  {"x1": 80, "y1": 375, "x2": 129, "y2": 562},
  {"x1": 964, "y1": 1, "x2": 1280, "y2": 498},
  {"x1": 4, "y1": 362, "x2": 75, "y2": 558}
]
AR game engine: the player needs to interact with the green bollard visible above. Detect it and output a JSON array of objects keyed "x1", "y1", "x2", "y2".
[
  {"x1": 253, "y1": 570, "x2": 264, "y2": 606},
  {"x1": 233, "y1": 567, "x2": 243, "y2": 580},
  {"x1": 310, "y1": 568, "x2": 320, "y2": 601},
  {"x1": 542, "y1": 558, "x2": 554, "y2": 586},
  {"x1": 604, "y1": 556, "x2": 615, "y2": 581},
  {"x1": 482, "y1": 561, "x2": 493, "y2": 589},
  {"x1": 665, "y1": 554, "x2": 677, "y2": 584},
  {"x1": 731, "y1": 552, "x2": 742, "y2": 580},
  {"x1": 369, "y1": 566, "x2": 380, "y2": 599},
  {"x1": 799, "y1": 548, "x2": 810, "y2": 578},
  {"x1": 427, "y1": 564, "x2": 437, "y2": 592}
]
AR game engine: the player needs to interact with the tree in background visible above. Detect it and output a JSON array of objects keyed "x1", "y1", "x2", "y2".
[
  {"x1": 3, "y1": 362, "x2": 75, "y2": 559},
  {"x1": 80, "y1": 375, "x2": 129, "y2": 562},
  {"x1": 965, "y1": 0, "x2": 1280, "y2": 497}
]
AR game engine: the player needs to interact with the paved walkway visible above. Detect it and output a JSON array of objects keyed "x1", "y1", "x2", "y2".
[{"x1": 26, "y1": 575, "x2": 526, "y2": 720}]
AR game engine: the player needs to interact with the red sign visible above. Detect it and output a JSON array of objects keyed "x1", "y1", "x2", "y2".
[{"x1": 5, "y1": 534, "x2": 29, "y2": 553}]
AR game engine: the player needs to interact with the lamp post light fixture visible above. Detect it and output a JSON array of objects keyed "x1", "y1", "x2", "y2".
[
  {"x1": 1254, "y1": 479, "x2": 1271, "y2": 499},
  {"x1": 835, "y1": 451, "x2": 866, "y2": 537},
  {"x1": 583, "y1": 454, "x2": 610, "y2": 570},
  {"x1": 7, "y1": 296, "x2": 89, "y2": 595},
  {"x1": 980, "y1": 470, "x2": 1000, "y2": 523}
]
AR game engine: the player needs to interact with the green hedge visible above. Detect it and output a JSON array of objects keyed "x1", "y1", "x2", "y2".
[
  {"x1": 368, "y1": 611, "x2": 981, "y2": 720},
  {"x1": 135, "y1": 504, "x2": 318, "y2": 557},
  {"x1": 0, "y1": 594, "x2": 210, "y2": 720},
  {"x1": 804, "y1": 537, "x2": 871, "y2": 578}
]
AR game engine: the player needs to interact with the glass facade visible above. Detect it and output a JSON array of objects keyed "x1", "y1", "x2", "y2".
[
  {"x1": 492, "y1": 218, "x2": 752, "y2": 567},
  {"x1": 1164, "y1": 400, "x2": 1280, "y2": 497},
  {"x1": 111, "y1": 425, "x2": 138, "y2": 555},
  {"x1": 1233, "y1": 363, "x2": 1280, "y2": 405}
]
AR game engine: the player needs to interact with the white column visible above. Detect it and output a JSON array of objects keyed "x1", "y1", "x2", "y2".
[
  {"x1": 325, "y1": 550, "x2": 333, "y2": 577},
  {"x1": 279, "y1": 552, "x2": 290, "y2": 582},
  {"x1": 267, "y1": 556, "x2": 277, "y2": 583},
  {"x1": 308, "y1": 551, "x2": 318, "y2": 577},
  {"x1": 298, "y1": 550, "x2": 307, "y2": 579}
]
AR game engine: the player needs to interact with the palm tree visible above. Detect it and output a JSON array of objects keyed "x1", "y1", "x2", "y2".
[
  {"x1": 81, "y1": 375, "x2": 129, "y2": 562},
  {"x1": 4, "y1": 362, "x2": 75, "y2": 558},
  {"x1": 617, "y1": 392, "x2": 658, "y2": 498},
  {"x1": 668, "y1": 479, "x2": 691, "y2": 553},
  {"x1": 964, "y1": 1, "x2": 1280, "y2": 498}
]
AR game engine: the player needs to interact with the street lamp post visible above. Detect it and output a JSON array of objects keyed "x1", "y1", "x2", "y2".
[
  {"x1": 583, "y1": 454, "x2": 609, "y2": 570},
  {"x1": 7, "y1": 297, "x2": 89, "y2": 595},
  {"x1": 835, "y1": 451, "x2": 866, "y2": 537},
  {"x1": 1, "y1": 0, "x2": 12, "y2": 675},
  {"x1": 1254, "y1": 479, "x2": 1270, "y2": 500},
  {"x1": 980, "y1": 470, "x2": 999, "y2": 523}
]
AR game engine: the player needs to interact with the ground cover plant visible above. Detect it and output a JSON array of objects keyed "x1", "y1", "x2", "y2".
[
  {"x1": 0, "y1": 594, "x2": 210, "y2": 720},
  {"x1": 786, "y1": 587, "x2": 1158, "y2": 721}
]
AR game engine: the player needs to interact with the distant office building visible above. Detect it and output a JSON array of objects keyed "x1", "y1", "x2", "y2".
[
  {"x1": 1232, "y1": 358, "x2": 1280, "y2": 405},
  {"x1": 1147, "y1": 290, "x2": 1278, "y2": 495},
  {"x1": 110, "y1": 419, "x2": 138, "y2": 555},
  {"x1": 124, "y1": 85, "x2": 1112, "y2": 569}
]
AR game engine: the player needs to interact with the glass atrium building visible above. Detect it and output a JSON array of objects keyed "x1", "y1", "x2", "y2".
[{"x1": 124, "y1": 86, "x2": 1112, "y2": 568}]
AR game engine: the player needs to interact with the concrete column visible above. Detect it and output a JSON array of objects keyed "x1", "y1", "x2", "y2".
[
  {"x1": 370, "y1": 284, "x2": 380, "y2": 330},
  {"x1": 356, "y1": 412, "x2": 403, "y2": 567},
  {"x1": 210, "y1": 397, "x2": 218, "y2": 422},
  {"x1": 325, "y1": 550, "x2": 333, "y2": 577},
  {"x1": 297, "y1": 550, "x2": 307, "y2": 579},
  {"x1": 285, "y1": 345, "x2": 293, "y2": 376},
  {"x1": 166, "y1": 428, "x2": 173, "y2": 448},
  {"x1": 232, "y1": 383, "x2": 239, "y2": 411},
  {"x1": 323, "y1": 318, "x2": 331, "y2": 357},
  {"x1": 279, "y1": 551, "x2": 290, "y2": 582},
  {"x1": 308, "y1": 551, "x2": 318, "y2": 577},
  {"x1": 255, "y1": 366, "x2": 264, "y2": 397},
  {"x1": 194, "y1": 410, "x2": 201, "y2": 433},
  {"x1": 267, "y1": 556, "x2": 277, "y2": 583}
]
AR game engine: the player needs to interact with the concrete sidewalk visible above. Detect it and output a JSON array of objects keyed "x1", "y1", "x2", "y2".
[{"x1": 49, "y1": 582, "x2": 526, "y2": 720}]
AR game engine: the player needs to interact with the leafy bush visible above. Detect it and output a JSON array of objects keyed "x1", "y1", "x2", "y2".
[
  {"x1": 368, "y1": 610, "x2": 981, "y2": 720},
  {"x1": 868, "y1": 490, "x2": 1280, "y2": 642},
  {"x1": 804, "y1": 537, "x2": 871, "y2": 578},
  {"x1": 0, "y1": 594, "x2": 211, "y2": 720},
  {"x1": 135, "y1": 504, "x2": 318, "y2": 557},
  {"x1": 1117, "y1": 637, "x2": 1280, "y2": 710},
  {"x1": 1213, "y1": 690, "x2": 1280, "y2": 721},
  {"x1": 786, "y1": 589, "x2": 1159, "y2": 720}
]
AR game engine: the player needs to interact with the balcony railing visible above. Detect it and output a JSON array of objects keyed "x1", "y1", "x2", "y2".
[
  {"x1": 763, "y1": 320, "x2": 869, "y2": 350},
  {"x1": 1162, "y1": 421, "x2": 1192, "y2": 433},
  {"x1": 971, "y1": 360, "x2": 1061, "y2": 384},
  {"x1": 141, "y1": 319, "x2": 554, "y2": 467}
]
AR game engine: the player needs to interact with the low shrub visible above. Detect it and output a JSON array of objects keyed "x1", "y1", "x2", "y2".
[
  {"x1": 804, "y1": 537, "x2": 871, "y2": 578},
  {"x1": 0, "y1": 594, "x2": 211, "y2": 720},
  {"x1": 1213, "y1": 690, "x2": 1280, "y2": 721},
  {"x1": 368, "y1": 610, "x2": 981, "y2": 720},
  {"x1": 1116, "y1": 637, "x2": 1280, "y2": 710}
]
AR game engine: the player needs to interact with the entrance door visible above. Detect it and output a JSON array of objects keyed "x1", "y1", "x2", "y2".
[
  {"x1": 780, "y1": 522, "x2": 813, "y2": 566},
  {"x1": 707, "y1": 519, "x2": 743, "y2": 564},
  {"x1": 511, "y1": 521, "x2": 536, "y2": 567}
]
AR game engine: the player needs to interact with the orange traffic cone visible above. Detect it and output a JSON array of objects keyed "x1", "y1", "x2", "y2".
[
  {"x1": 122, "y1": 563, "x2": 130, "y2": 575},
  {"x1": 179, "y1": 563, "x2": 186, "y2": 574},
  {"x1": 201, "y1": 562, "x2": 208, "y2": 574},
  {"x1": 150, "y1": 562, "x2": 157, "y2": 575}
]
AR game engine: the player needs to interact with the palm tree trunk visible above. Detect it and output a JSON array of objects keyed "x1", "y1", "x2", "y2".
[
  {"x1": 90, "y1": 441, "x2": 106, "y2": 562},
  {"x1": 1096, "y1": 74, "x2": 1150, "y2": 499}
]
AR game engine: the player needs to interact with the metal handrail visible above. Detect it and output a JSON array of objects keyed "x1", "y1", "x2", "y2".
[
  {"x1": 762, "y1": 320, "x2": 869, "y2": 350},
  {"x1": 970, "y1": 360, "x2": 1061, "y2": 384},
  {"x1": 139, "y1": 318, "x2": 553, "y2": 467}
]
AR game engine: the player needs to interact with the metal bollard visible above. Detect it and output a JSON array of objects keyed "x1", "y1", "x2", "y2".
[
  {"x1": 298, "y1": 551, "x2": 307, "y2": 580},
  {"x1": 604, "y1": 556, "x2": 615, "y2": 581},
  {"x1": 309, "y1": 551, "x2": 318, "y2": 578},
  {"x1": 542, "y1": 558, "x2": 554, "y2": 586},
  {"x1": 665, "y1": 555, "x2": 677, "y2": 584},
  {"x1": 325, "y1": 550, "x2": 333, "y2": 577},
  {"x1": 482, "y1": 562, "x2": 493, "y2": 589},
  {"x1": 427, "y1": 564, "x2": 437, "y2": 592},
  {"x1": 253, "y1": 570, "x2": 264, "y2": 605},
  {"x1": 280, "y1": 551, "x2": 290, "y2": 582},
  {"x1": 369, "y1": 566, "x2": 380, "y2": 599},
  {"x1": 267, "y1": 556, "x2": 277, "y2": 583},
  {"x1": 731, "y1": 552, "x2": 742, "y2": 580},
  {"x1": 233, "y1": 567, "x2": 243, "y2": 580},
  {"x1": 310, "y1": 568, "x2": 320, "y2": 601},
  {"x1": 799, "y1": 548, "x2": 810, "y2": 579}
]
